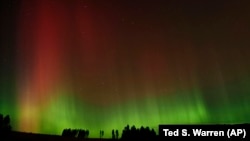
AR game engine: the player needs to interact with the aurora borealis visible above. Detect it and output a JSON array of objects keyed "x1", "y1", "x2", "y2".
[{"x1": 1, "y1": 0, "x2": 250, "y2": 138}]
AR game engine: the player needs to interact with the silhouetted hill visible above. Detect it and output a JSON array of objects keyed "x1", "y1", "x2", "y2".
[{"x1": 0, "y1": 131, "x2": 113, "y2": 141}]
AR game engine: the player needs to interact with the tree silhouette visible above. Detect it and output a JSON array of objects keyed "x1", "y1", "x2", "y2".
[
  {"x1": 112, "y1": 129, "x2": 115, "y2": 139},
  {"x1": 100, "y1": 130, "x2": 104, "y2": 138},
  {"x1": 115, "y1": 129, "x2": 119, "y2": 139},
  {"x1": 62, "y1": 128, "x2": 89, "y2": 138},
  {"x1": 77, "y1": 129, "x2": 85, "y2": 138},
  {"x1": 86, "y1": 129, "x2": 89, "y2": 138},
  {"x1": 121, "y1": 124, "x2": 157, "y2": 140},
  {"x1": 0, "y1": 114, "x2": 12, "y2": 136}
]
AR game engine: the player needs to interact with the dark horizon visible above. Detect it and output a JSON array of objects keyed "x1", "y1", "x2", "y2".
[{"x1": 2, "y1": 123, "x2": 250, "y2": 140}]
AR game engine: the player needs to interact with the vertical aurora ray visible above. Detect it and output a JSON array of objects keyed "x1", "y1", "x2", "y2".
[
  {"x1": 0, "y1": 0, "x2": 249, "y2": 138},
  {"x1": 17, "y1": 0, "x2": 67, "y2": 133}
]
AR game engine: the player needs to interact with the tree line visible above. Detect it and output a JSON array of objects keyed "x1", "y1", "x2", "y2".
[{"x1": 61, "y1": 124, "x2": 157, "y2": 140}]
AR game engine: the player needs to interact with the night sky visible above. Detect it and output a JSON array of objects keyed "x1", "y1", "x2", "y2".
[{"x1": 1, "y1": 0, "x2": 250, "y2": 138}]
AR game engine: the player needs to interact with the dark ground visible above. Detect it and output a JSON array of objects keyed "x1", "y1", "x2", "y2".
[{"x1": 1, "y1": 131, "x2": 114, "y2": 141}]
